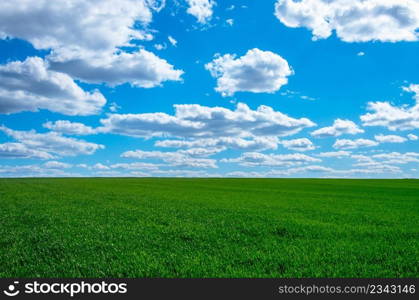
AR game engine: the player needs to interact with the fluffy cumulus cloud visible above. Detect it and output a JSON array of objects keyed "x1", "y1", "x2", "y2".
[
  {"x1": 0, "y1": 0, "x2": 157, "y2": 53},
  {"x1": 121, "y1": 149, "x2": 218, "y2": 168},
  {"x1": 230, "y1": 164, "x2": 403, "y2": 178},
  {"x1": 226, "y1": 165, "x2": 336, "y2": 177},
  {"x1": 0, "y1": 126, "x2": 104, "y2": 157},
  {"x1": 0, "y1": 0, "x2": 182, "y2": 88},
  {"x1": 43, "y1": 120, "x2": 96, "y2": 135},
  {"x1": 274, "y1": 0, "x2": 419, "y2": 42},
  {"x1": 280, "y1": 138, "x2": 316, "y2": 151},
  {"x1": 0, "y1": 164, "x2": 80, "y2": 177},
  {"x1": 311, "y1": 119, "x2": 364, "y2": 138},
  {"x1": 0, "y1": 57, "x2": 106, "y2": 115},
  {"x1": 361, "y1": 84, "x2": 419, "y2": 131},
  {"x1": 0, "y1": 143, "x2": 54, "y2": 159},
  {"x1": 48, "y1": 49, "x2": 183, "y2": 88},
  {"x1": 221, "y1": 152, "x2": 320, "y2": 167},
  {"x1": 374, "y1": 134, "x2": 407, "y2": 143},
  {"x1": 100, "y1": 103, "x2": 315, "y2": 138},
  {"x1": 155, "y1": 136, "x2": 280, "y2": 151},
  {"x1": 372, "y1": 152, "x2": 419, "y2": 164},
  {"x1": 333, "y1": 138, "x2": 379, "y2": 150},
  {"x1": 205, "y1": 48, "x2": 293, "y2": 96},
  {"x1": 351, "y1": 152, "x2": 419, "y2": 170},
  {"x1": 185, "y1": 0, "x2": 216, "y2": 23}
]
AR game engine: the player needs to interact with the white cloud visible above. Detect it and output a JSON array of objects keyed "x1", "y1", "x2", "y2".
[
  {"x1": 274, "y1": 0, "x2": 419, "y2": 42},
  {"x1": 168, "y1": 36, "x2": 177, "y2": 47},
  {"x1": 43, "y1": 161, "x2": 72, "y2": 169},
  {"x1": 109, "y1": 102, "x2": 121, "y2": 113},
  {"x1": 280, "y1": 138, "x2": 316, "y2": 151},
  {"x1": 150, "y1": 169, "x2": 218, "y2": 177},
  {"x1": 92, "y1": 163, "x2": 110, "y2": 170},
  {"x1": 100, "y1": 103, "x2": 315, "y2": 138},
  {"x1": 0, "y1": 1, "x2": 183, "y2": 88},
  {"x1": 372, "y1": 152, "x2": 419, "y2": 164},
  {"x1": 300, "y1": 95, "x2": 316, "y2": 101},
  {"x1": 205, "y1": 48, "x2": 293, "y2": 96},
  {"x1": 357, "y1": 52, "x2": 366, "y2": 56},
  {"x1": 0, "y1": 57, "x2": 106, "y2": 115},
  {"x1": 0, "y1": 0, "x2": 158, "y2": 52},
  {"x1": 403, "y1": 84, "x2": 419, "y2": 97},
  {"x1": 110, "y1": 162, "x2": 160, "y2": 170},
  {"x1": 226, "y1": 171, "x2": 266, "y2": 178},
  {"x1": 155, "y1": 136, "x2": 280, "y2": 151},
  {"x1": 351, "y1": 154, "x2": 375, "y2": 163},
  {"x1": 227, "y1": 165, "x2": 335, "y2": 177},
  {"x1": 0, "y1": 143, "x2": 54, "y2": 159},
  {"x1": 43, "y1": 120, "x2": 96, "y2": 135},
  {"x1": 0, "y1": 164, "x2": 80, "y2": 177},
  {"x1": 48, "y1": 49, "x2": 183, "y2": 88},
  {"x1": 221, "y1": 152, "x2": 321, "y2": 167},
  {"x1": 317, "y1": 151, "x2": 351, "y2": 158},
  {"x1": 311, "y1": 119, "x2": 364, "y2": 138},
  {"x1": 226, "y1": 19, "x2": 234, "y2": 26},
  {"x1": 0, "y1": 126, "x2": 104, "y2": 157},
  {"x1": 292, "y1": 165, "x2": 334, "y2": 173},
  {"x1": 408, "y1": 133, "x2": 418, "y2": 141},
  {"x1": 333, "y1": 138, "x2": 379, "y2": 150},
  {"x1": 361, "y1": 84, "x2": 419, "y2": 131},
  {"x1": 186, "y1": 0, "x2": 216, "y2": 24},
  {"x1": 346, "y1": 165, "x2": 402, "y2": 175},
  {"x1": 179, "y1": 147, "x2": 224, "y2": 157},
  {"x1": 154, "y1": 44, "x2": 166, "y2": 51},
  {"x1": 121, "y1": 149, "x2": 218, "y2": 168},
  {"x1": 374, "y1": 134, "x2": 407, "y2": 143}
]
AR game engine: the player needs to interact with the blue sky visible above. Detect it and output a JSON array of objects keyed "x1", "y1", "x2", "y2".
[{"x1": 0, "y1": 0, "x2": 418, "y2": 178}]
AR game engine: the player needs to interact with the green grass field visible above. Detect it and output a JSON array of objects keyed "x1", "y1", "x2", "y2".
[{"x1": 0, "y1": 178, "x2": 418, "y2": 278}]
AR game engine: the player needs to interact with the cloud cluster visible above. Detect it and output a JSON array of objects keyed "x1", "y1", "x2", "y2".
[
  {"x1": 155, "y1": 136, "x2": 280, "y2": 151},
  {"x1": 221, "y1": 152, "x2": 320, "y2": 167},
  {"x1": 0, "y1": 57, "x2": 106, "y2": 115},
  {"x1": 0, "y1": 126, "x2": 104, "y2": 157},
  {"x1": 333, "y1": 138, "x2": 379, "y2": 150},
  {"x1": 361, "y1": 84, "x2": 419, "y2": 131},
  {"x1": 205, "y1": 48, "x2": 293, "y2": 96},
  {"x1": 0, "y1": 164, "x2": 80, "y2": 177},
  {"x1": 0, "y1": 0, "x2": 157, "y2": 53},
  {"x1": 226, "y1": 165, "x2": 389, "y2": 178},
  {"x1": 121, "y1": 149, "x2": 219, "y2": 168},
  {"x1": 274, "y1": 0, "x2": 419, "y2": 42},
  {"x1": 100, "y1": 103, "x2": 315, "y2": 138},
  {"x1": 0, "y1": 143, "x2": 54, "y2": 159},
  {"x1": 311, "y1": 119, "x2": 364, "y2": 138},
  {"x1": 0, "y1": 0, "x2": 182, "y2": 88},
  {"x1": 372, "y1": 152, "x2": 419, "y2": 164},
  {"x1": 186, "y1": 0, "x2": 216, "y2": 24},
  {"x1": 351, "y1": 152, "x2": 419, "y2": 169}
]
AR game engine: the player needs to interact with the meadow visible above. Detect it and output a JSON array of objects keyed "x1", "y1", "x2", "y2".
[{"x1": 0, "y1": 178, "x2": 418, "y2": 278}]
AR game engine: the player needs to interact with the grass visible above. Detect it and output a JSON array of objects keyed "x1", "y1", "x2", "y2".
[{"x1": 0, "y1": 178, "x2": 418, "y2": 278}]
